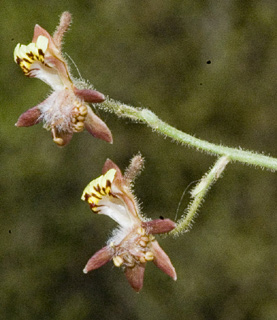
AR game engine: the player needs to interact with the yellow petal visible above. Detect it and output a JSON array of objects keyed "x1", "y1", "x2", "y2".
[
  {"x1": 36, "y1": 35, "x2": 49, "y2": 52},
  {"x1": 13, "y1": 43, "x2": 21, "y2": 62},
  {"x1": 81, "y1": 169, "x2": 116, "y2": 206}
]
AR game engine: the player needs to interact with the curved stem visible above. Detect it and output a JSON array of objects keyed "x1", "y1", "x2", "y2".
[
  {"x1": 101, "y1": 99, "x2": 277, "y2": 171},
  {"x1": 170, "y1": 156, "x2": 230, "y2": 236}
]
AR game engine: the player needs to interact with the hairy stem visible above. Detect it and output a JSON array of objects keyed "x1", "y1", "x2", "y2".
[
  {"x1": 101, "y1": 99, "x2": 277, "y2": 171},
  {"x1": 170, "y1": 156, "x2": 230, "y2": 236}
]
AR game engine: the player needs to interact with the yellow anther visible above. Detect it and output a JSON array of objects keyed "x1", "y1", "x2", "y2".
[
  {"x1": 53, "y1": 137, "x2": 64, "y2": 146},
  {"x1": 109, "y1": 242, "x2": 115, "y2": 247},
  {"x1": 79, "y1": 106, "x2": 88, "y2": 116},
  {"x1": 74, "y1": 121, "x2": 84, "y2": 132},
  {"x1": 139, "y1": 256, "x2": 146, "y2": 263},
  {"x1": 139, "y1": 240, "x2": 147, "y2": 247},
  {"x1": 123, "y1": 254, "x2": 135, "y2": 267},
  {"x1": 141, "y1": 236, "x2": 149, "y2": 242},
  {"x1": 137, "y1": 227, "x2": 145, "y2": 236},
  {"x1": 113, "y1": 256, "x2": 123, "y2": 267},
  {"x1": 145, "y1": 251, "x2": 154, "y2": 261},
  {"x1": 148, "y1": 235, "x2": 155, "y2": 241},
  {"x1": 77, "y1": 115, "x2": 85, "y2": 121}
]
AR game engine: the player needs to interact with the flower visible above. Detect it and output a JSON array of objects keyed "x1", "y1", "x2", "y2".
[
  {"x1": 14, "y1": 12, "x2": 112, "y2": 146},
  {"x1": 81, "y1": 155, "x2": 177, "y2": 292}
]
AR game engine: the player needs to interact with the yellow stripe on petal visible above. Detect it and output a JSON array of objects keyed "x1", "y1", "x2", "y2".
[
  {"x1": 14, "y1": 36, "x2": 49, "y2": 75},
  {"x1": 81, "y1": 169, "x2": 116, "y2": 212}
]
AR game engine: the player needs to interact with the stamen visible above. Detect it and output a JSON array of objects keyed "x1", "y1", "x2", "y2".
[
  {"x1": 73, "y1": 121, "x2": 84, "y2": 132},
  {"x1": 79, "y1": 106, "x2": 88, "y2": 116},
  {"x1": 139, "y1": 256, "x2": 146, "y2": 263},
  {"x1": 145, "y1": 251, "x2": 154, "y2": 261},
  {"x1": 53, "y1": 137, "x2": 64, "y2": 146},
  {"x1": 113, "y1": 256, "x2": 123, "y2": 267},
  {"x1": 137, "y1": 227, "x2": 145, "y2": 236},
  {"x1": 77, "y1": 115, "x2": 85, "y2": 121},
  {"x1": 141, "y1": 236, "x2": 149, "y2": 242},
  {"x1": 139, "y1": 240, "x2": 147, "y2": 247}
]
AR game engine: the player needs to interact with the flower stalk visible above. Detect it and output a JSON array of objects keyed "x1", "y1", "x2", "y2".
[
  {"x1": 170, "y1": 156, "x2": 230, "y2": 236},
  {"x1": 101, "y1": 98, "x2": 277, "y2": 171}
]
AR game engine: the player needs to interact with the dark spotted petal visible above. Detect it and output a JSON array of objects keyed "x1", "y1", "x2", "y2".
[
  {"x1": 151, "y1": 240, "x2": 177, "y2": 281},
  {"x1": 74, "y1": 88, "x2": 105, "y2": 103},
  {"x1": 15, "y1": 106, "x2": 41, "y2": 127},
  {"x1": 83, "y1": 246, "x2": 113, "y2": 274},
  {"x1": 124, "y1": 264, "x2": 145, "y2": 292},
  {"x1": 142, "y1": 219, "x2": 176, "y2": 234},
  {"x1": 85, "y1": 107, "x2": 113, "y2": 144}
]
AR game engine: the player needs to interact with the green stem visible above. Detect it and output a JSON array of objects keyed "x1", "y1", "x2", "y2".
[
  {"x1": 170, "y1": 156, "x2": 230, "y2": 236},
  {"x1": 101, "y1": 99, "x2": 277, "y2": 171}
]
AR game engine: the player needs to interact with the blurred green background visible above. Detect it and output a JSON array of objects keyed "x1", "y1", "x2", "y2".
[{"x1": 1, "y1": 0, "x2": 276, "y2": 319}]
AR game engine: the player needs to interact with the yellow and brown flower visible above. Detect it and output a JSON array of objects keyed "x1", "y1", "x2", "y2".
[
  {"x1": 14, "y1": 12, "x2": 112, "y2": 146},
  {"x1": 81, "y1": 155, "x2": 177, "y2": 292}
]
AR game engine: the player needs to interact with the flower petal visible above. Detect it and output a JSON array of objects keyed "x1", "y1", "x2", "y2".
[
  {"x1": 124, "y1": 264, "x2": 145, "y2": 292},
  {"x1": 83, "y1": 246, "x2": 113, "y2": 273},
  {"x1": 151, "y1": 241, "x2": 177, "y2": 281},
  {"x1": 74, "y1": 88, "x2": 105, "y2": 103},
  {"x1": 32, "y1": 24, "x2": 60, "y2": 58},
  {"x1": 81, "y1": 169, "x2": 138, "y2": 228},
  {"x1": 85, "y1": 107, "x2": 113, "y2": 143},
  {"x1": 15, "y1": 106, "x2": 42, "y2": 127},
  {"x1": 102, "y1": 159, "x2": 123, "y2": 180},
  {"x1": 14, "y1": 34, "x2": 69, "y2": 90},
  {"x1": 142, "y1": 219, "x2": 176, "y2": 234}
]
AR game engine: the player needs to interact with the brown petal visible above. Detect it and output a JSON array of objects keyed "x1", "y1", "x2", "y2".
[
  {"x1": 151, "y1": 241, "x2": 177, "y2": 281},
  {"x1": 74, "y1": 88, "x2": 105, "y2": 103},
  {"x1": 142, "y1": 219, "x2": 176, "y2": 234},
  {"x1": 125, "y1": 264, "x2": 145, "y2": 292},
  {"x1": 85, "y1": 107, "x2": 113, "y2": 144},
  {"x1": 83, "y1": 246, "x2": 113, "y2": 273},
  {"x1": 15, "y1": 106, "x2": 42, "y2": 127},
  {"x1": 51, "y1": 128, "x2": 73, "y2": 147}
]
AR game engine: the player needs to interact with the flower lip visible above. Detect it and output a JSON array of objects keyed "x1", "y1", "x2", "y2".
[
  {"x1": 81, "y1": 168, "x2": 139, "y2": 229},
  {"x1": 14, "y1": 35, "x2": 49, "y2": 75}
]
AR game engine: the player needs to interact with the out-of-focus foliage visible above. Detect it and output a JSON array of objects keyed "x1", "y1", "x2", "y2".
[{"x1": 1, "y1": 0, "x2": 276, "y2": 319}]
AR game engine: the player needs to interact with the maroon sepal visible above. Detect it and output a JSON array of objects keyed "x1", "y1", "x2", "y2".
[
  {"x1": 125, "y1": 264, "x2": 145, "y2": 292},
  {"x1": 83, "y1": 246, "x2": 113, "y2": 273},
  {"x1": 74, "y1": 88, "x2": 105, "y2": 103},
  {"x1": 151, "y1": 241, "x2": 177, "y2": 281},
  {"x1": 85, "y1": 108, "x2": 113, "y2": 144},
  {"x1": 15, "y1": 106, "x2": 41, "y2": 127},
  {"x1": 142, "y1": 219, "x2": 176, "y2": 234}
]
